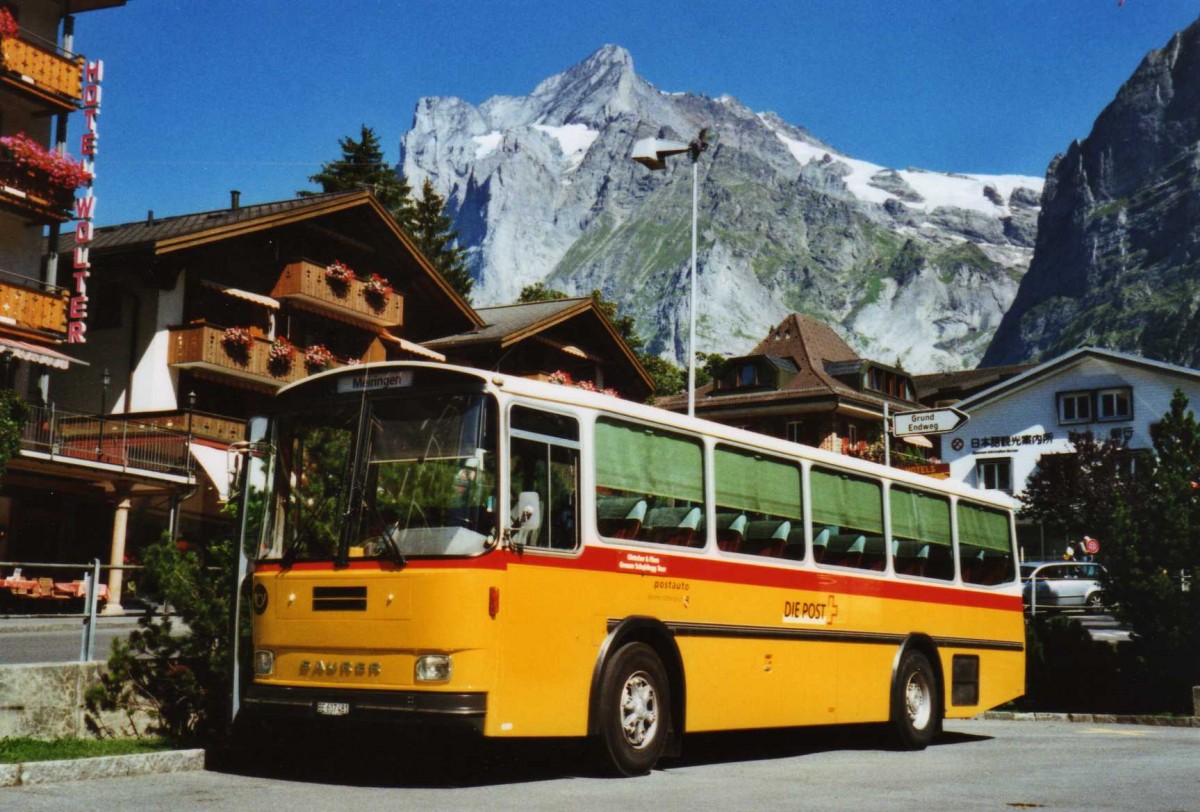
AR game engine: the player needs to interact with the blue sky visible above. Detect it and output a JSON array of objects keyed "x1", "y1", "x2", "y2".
[{"x1": 69, "y1": 0, "x2": 1200, "y2": 226}]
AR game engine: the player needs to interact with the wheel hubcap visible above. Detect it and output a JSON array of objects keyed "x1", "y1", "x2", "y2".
[
  {"x1": 905, "y1": 671, "x2": 932, "y2": 730},
  {"x1": 620, "y1": 671, "x2": 659, "y2": 749}
]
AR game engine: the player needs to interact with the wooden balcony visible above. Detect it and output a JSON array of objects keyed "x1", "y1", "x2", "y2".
[
  {"x1": 110, "y1": 409, "x2": 247, "y2": 447},
  {"x1": 0, "y1": 165, "x2": 76, "y2": 223},
  {"x1": 271, "y1": 260, "x2": 404, "y2": 329},
  {"x1": 0, "y1": 276, "x2": 68, "y2": 336},
  {"x1": 0, "y1": 34, "x2": 83, "y2": 112},
  {"x1": 168, "y1": 322, "x2": 342, "y2": 393}
]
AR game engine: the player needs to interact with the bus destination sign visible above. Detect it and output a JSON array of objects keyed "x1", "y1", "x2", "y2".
[{"x1": 891, "y1": 407, "x2": 969, "y2": 437}]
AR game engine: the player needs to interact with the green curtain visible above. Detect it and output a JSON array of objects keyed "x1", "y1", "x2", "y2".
[
  {"x1": 810, "y1": 467, "x2": 883, "y2": 533},
  {"x1": 715, "y1": 446, "x2": 802, "y2": 518},
  {"x1": 595, "y1": 419, "x2": 703, "y2": 502},
  {"x1": 889, "y1": 487, "x2": 951, "y2": 546},
  {"x1": 957, "y1": 503, "x2": 1012, "y2": 552}
]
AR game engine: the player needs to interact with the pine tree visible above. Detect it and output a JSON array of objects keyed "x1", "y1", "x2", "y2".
[
  {"x1": 302, "y1": 125, "x2": 415, "y2": 230},
  {"x1": 412, "y1": 178, "x2": 473, "y2": 302},
  {"x1": 1102, "y1": 389, "x2": 1200, "y2": 711}
]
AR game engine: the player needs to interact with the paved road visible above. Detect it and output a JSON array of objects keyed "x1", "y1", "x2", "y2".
[
  {"x1": 3, "y1": 719, "x2": 1197, "y2": 811},
  {"x1": 0, "y1": 616, "x2": 145, "y2": 665}
]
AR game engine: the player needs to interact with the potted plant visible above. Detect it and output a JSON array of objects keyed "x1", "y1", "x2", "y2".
[
  {"x1": 220, "y1": 326, "x2": 253, "y2": 363},
  {"x1": 0, "y1": 9, "x2": 18, "y2": 41},
  {"x1": 362, "y1": 273, "x2": 393, "y2": 310},
  {"x1": 267, "y1": 336, "x2": 295, "y2": 376},
  {"x1": 304, "y1": 343, "x2": 335, "y2": 372},
  {"x1": 0, "y1": 132, "x2": 92, "y2": 207},
  {"x1": 324, "y1": 260, "x2": 355, "y2": 295}
]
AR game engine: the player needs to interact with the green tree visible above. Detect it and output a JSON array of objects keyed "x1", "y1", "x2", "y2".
[
  {"x1": 0, "y1": 387, "x2": 29, "y2": 477},
  {"x1": 1101, "y1": 389, "x2": 1200, "y2": 711},
  {"x1": 86, "y1": 533, "x2": 237, "y2": 743},
  {"x1": 302, "y1": 125, "x2": 415, "y2": 230},
  {"x1": 1018, "y1": 432, "x2": 1132, "y2": 545},
  {"x1": 412, "y1": 178, "x2": 472, "y2": 302}
]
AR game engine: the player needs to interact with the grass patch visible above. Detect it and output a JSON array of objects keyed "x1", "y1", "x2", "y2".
[{"x1": 0, "y1": 736, "x2": 171, "y2": 764}]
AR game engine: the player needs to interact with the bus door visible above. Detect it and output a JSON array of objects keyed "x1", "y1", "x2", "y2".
[{"x1": 496, "y1": 404, "x2": 589, "y2": 735}]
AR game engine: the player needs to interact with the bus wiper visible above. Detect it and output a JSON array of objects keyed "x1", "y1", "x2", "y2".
[{"x1": 364, "y1": 501, "x2": 406, "y2": 567}]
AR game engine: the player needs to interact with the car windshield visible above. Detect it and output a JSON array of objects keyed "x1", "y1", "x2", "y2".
[{"x1": 256, "y1": 392, "x2": 497, "y2": 561}]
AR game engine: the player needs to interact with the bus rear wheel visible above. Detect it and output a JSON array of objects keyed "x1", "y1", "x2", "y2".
[
  {"x1": 891, "y1": 649, "x2": 940, "y2": 750},
  {"x1": 597, "y1": 642, "x2": 670, "y2": 776}
]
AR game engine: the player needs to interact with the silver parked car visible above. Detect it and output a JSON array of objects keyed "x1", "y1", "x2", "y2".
[{"x1": 1020, "y1": 561, "x2": 1106, "y2": 612}]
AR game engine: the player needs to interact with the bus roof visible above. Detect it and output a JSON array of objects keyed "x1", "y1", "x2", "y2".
[{"x1": 281, "y1": 360, "x2": 1016, "y2": 512}]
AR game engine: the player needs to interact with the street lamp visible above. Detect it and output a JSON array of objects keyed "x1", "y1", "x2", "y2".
[
  {"x1": 97, "y1": 367, "x2": 110, "y2": 459},
  {"x1": 631, "y1": 128, "x2": 712, "y2": 418}
]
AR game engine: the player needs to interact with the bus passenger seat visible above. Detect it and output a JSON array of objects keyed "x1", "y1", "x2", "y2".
[
  {"x1": 596, "y1": 496, "x2": 647, "y2": 540},
  {"x1": 643, "y1": 506, "x2": 702, "y2": 546},
  {"x1": 783, "y1": 526, "x2": 807, "y2": 560},
  {"x1": 812, "y1": 527, "x2": 832, "y2": 563},
  {"x1": 712, "y1": 512, "x2": 747, "y2": 552},
  {"x1": 742, "y1": 519, "x2": 789, "y2": 557}
]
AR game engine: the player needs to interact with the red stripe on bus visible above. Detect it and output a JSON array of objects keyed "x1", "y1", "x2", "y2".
[{"x1": 255, "y1": 545, "x2": 1021, "y2": 612}]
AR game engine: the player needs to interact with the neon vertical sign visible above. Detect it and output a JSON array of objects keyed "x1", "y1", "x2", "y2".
[{"x1": 67, "y1": 59, "x2": 102, "y2": 344}]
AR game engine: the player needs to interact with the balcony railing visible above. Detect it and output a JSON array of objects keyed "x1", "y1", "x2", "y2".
[
  {"x1": 20, "y1": 404, "x2": 193, "y2": 479},
  {"x1": 0, "y1": 271, "x2": 68, "y2": 335},
  {"x1": 0, "y1": 162, "x2": 75, "y2": 222},
  {"x1": 271, "y1": 260, "x2": 404, "y2": 329},
  {"x1": 0, "y1": 31, "x2": 83, "y2": 111},
  {"x1": 168, "y1": 322, "x2": 342, "y2": 392},
  {"x1": 110, "y1": 409, "x2": 247, "y2": 447}
]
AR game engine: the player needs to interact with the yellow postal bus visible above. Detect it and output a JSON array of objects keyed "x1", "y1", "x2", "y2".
[{"x1": 232, "y1": 362, "x2": 1024, "y2": 775}]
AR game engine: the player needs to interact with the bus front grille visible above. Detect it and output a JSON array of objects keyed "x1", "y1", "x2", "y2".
[{"x1": 312, "y1": 586, "x2": 367, "y2": 611}]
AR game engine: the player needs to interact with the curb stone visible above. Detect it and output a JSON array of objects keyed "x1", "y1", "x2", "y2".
[
  {"x1": 981, "y1": 711, "x2": 1200, "y2": 727},
  {"x1": 0, "y1": 748, "x2": 204, "y2": 787}
]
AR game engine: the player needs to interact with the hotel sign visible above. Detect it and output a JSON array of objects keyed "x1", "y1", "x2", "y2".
[{"x1": 67, "y1": 59, "x2": 103, "y2": 344}]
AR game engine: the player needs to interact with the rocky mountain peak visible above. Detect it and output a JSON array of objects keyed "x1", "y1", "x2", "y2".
[
  {"x1": 401, "y1": 46, "x2": 1043, "y2": 372},
  {"x1": 983, "y1": 13, "x2": 1200, "y2": 368}
]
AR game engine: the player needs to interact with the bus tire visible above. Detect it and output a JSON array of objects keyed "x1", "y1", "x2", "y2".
[
  {"x1": 890, "y1": 648, "x2": 940, "y2": 750},
  {"x1": 596, "y1": 642, "x2": 670, "y2": 776}
]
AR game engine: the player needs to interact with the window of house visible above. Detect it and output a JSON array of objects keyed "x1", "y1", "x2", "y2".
[
  {"x1": 846, "y1": 424, "x2": 858, "y2": 445},
  {"x1": 786, "y1": 421, "x2": 803, "y2": 444},
  {"x1": 976, "y1": 458, "x2": 1012, "y2": 493},
  {"x1": 1096, "y1": 387, "x2": 1132, "y2": 422},
  {"x1": 738, "y1": 363, "x2": 758, "y2": 387},
  {"x1": 1058, "y1": 391, "x2": 1092, "y2": 424}
]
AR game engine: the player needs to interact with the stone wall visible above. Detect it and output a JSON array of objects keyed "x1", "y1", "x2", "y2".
[{"x1": 0, "y1": 662, "x2": 144, "y2": 740}]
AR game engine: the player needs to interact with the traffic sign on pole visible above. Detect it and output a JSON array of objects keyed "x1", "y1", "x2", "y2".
[{"x1": 891, "y1": 407, "x2": 969, "y2": 437}]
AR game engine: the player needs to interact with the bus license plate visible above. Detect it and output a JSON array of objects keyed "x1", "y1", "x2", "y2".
[{"x1": 316, "y1": 701, "x2": 349, "y2": 717}]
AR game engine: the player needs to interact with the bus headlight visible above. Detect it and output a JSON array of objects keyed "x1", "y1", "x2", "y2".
[
  {"x1": 415, "y1": 654, "x2": 451, "y2": 683},
  {"x1": 254, "y1": 650, "x2": 275, "y2": 676}
]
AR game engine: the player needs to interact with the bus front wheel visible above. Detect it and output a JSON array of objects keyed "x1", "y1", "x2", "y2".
[
  {"x1": 890, "y1": 649, "x2": 940, "y2": 750},
  {"x1": 597, "y1": 642, "x2": 670, "y2": 776}
]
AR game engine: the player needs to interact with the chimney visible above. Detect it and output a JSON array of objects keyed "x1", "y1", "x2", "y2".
[
  {"x1": 146, "y1": 210, "x2": 154, "y2": 225},
  {"x1": 230, "y1": 190, "x2": 241, "y2": 210}
]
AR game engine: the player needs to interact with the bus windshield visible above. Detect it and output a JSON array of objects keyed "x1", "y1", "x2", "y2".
[{"x1": 258, "y1": 392, "x2": 498, "y2": 562}]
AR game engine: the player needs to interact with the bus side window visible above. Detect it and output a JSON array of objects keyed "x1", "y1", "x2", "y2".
[
  {"x1": 810, "y1": 467, "x2": 883, "y2": 571},
  {"x1": 957, "y1": 503, "x2": 1015, "y2": 585},
  {"x1": 510, "y1": 407, "x2": 581, "y2": 551},
  {"x1": 889, "y1": 486, "x2": 953, "y2": 581},
  {"x1": 594, "y1": 418, "x2": 704, "y2": 547},
  {"x1": 712, "y1": 444, "x2": 803, "y2": 559}
]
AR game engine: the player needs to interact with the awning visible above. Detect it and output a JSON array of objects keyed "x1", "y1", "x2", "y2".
[
  {"x1": 200, "y1": 279, "x2": 280, "y2": 310},
  {"x1": 190, "y1": 443, "x2": 233, "y2": 502},
  {"x1": 902, "y1": 435, "x2": 934, "y2": 448},
  {"x1": 379, "y1": 332, "x2": 446, "y2": 362},
  {"x1": 0, "y1": 337, "x2": 86, "y2": 370}
]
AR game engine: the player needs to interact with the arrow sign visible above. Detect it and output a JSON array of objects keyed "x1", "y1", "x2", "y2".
[{"x1": 891, "y1": 407, "x2": 969, "y2": 437}]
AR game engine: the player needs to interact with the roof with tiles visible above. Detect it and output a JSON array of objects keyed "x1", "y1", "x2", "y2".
[
  {"x1": 425, "y1": 298, "x2": 591, "y2": 348},
  {"x1": 58, "y1": 191, "x2": 364, "y2": 255}
]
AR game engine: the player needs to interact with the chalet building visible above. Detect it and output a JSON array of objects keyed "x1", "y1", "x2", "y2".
[
  {"x1": 660, "y1": 314, "x2": 926, "y2": 460},
  {"x1": 425, "y1": 297, "x2": 655, "y2": 403},
  {"x1": 14, "y1": 189, "x2": 480, "y2": 610},
  {"x1": 936, "y1": 347, "x2": 1200, "y2": 561},
  {"x1": 0, "y1": 1, "x2": 131, "y2": 601}
]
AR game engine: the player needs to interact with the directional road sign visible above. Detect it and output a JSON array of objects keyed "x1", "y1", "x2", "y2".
[{"x1": 891, "y1": 407, "x2": 969, "y2": 437}]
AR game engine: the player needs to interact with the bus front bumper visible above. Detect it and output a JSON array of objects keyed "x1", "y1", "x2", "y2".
[{"x1": 242, "y1": 683, "x2": 487, "y2": 733}]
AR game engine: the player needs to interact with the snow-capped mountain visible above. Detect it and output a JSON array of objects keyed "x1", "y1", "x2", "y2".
[{"x1": 400, "y1": 45, "x2": 1042, "y2": 372}]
